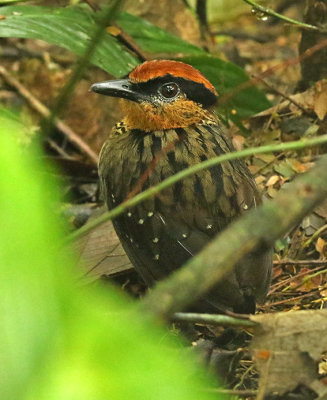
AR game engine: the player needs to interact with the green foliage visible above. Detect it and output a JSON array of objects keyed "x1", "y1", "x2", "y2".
[
  {"x1": 0, "y1": 115, "x2": 70, "y2": 399},
  {"x1": 0, "y1": 4, "x2": 270, "y2": 121},
  {"x1": 0, "y1": 114, "x2": 219, "y2": 399},
  {"x1": 117, "y1": 12, "x2": 204, "y2": 56},
  {"x1": 0, "y1": 5, "x2": 139, "y2": 76},
  {"x1": 0, "y1": 107, "x2": 36, "y2": 145},
  {"x1": 182, "y1": 55, "x2": 271, "y2": 122}
]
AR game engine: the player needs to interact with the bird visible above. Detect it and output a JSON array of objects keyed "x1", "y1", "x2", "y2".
[{"x1": 91, "y1": 60, "x2": 272, "y2": 314}]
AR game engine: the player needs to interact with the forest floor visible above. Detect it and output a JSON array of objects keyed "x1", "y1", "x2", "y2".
[{"x1": 1, "y1": 2, "x2": 327, "y2": 399}]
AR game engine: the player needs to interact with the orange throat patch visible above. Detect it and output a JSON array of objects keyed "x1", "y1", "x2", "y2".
[{"x1": 120, "y1": 98, "x2": 216, "y2": 131}]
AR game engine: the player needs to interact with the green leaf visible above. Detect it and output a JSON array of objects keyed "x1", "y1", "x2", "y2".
[
  {"x1": 0, "y1": 107, "x2": 36, "y2": 145},
  {"x1": 182, "y1": 55, "x2": 271, "y2": 121},
  {"x1": 115, "y1": 11, "x2": 270, "y2": 120},
  {"x1": 0, "y1": 115, "x2": 219, "y2": 399},
  {"x1": 0, "y1": 114, "x2": 70, "y2": 399},
  {"x1": 0, "y1": 4, "x2": 270, "y2": 120},
  {"x1": 0, "y1": 5, "x2": 139, "y2": 76},
  {"x1": 117, "y1": 12, "x2": 205, "y2": 56}
]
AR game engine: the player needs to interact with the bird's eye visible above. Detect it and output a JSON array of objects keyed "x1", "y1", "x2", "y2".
[{"x1": 158, "y1": 82, "x2": 179, "y2": 99}]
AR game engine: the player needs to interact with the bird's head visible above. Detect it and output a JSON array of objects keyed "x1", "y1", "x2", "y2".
[{"x1": 91, "y1": 60, "x2": 218, "y2": 131}]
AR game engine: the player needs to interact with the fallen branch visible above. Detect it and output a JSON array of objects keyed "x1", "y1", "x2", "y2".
[
  {"x1": 171, "y1": 312, "x2": 257, "y2": 328},
  {"x1": 139, "y1": 155, "x2": 327, "y2": 319},
  {"x1": 0, "y1": 66, "x2": 98, "y2": 164},
  {"x1": 273, "y1": 259, "x2": 327, "y2": 266},
  {"x1": 204, "y1": 388, "x2": 257, "y2": 397}
]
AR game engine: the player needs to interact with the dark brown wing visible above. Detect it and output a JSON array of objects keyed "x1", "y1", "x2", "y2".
[{"x1": 99, "y1": 122, "x2": 272, "y2": 312}]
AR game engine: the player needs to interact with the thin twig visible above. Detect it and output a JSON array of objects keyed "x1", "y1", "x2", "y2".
[
  {"x1": 254, "y1": 151, "x2": 285, "y2": 176},
  {"x1": 196, "y1": 0, "x2": 209, "y2": 39},
  {"x1": 113, "y1": 24, "x2": 148, "y2": 62},
  {"x1": 270, "y1": 265, "x2": 326, "y2": 294},
  {"x1": 66, "y1": 132, "x2": 327, "y2": 242},
  {"x1": 290, "y1": 268, "x2": 327, "y2": 291},
  {"x1": 171, "y1": 312, "x2": 257, "y2": 327},
  {"x1": 301, "y1": 224, "x2": 327, "y2": 251},
  {"x1": 262, "y1": 288, "x2": 324, "y2": 308},
  {"x1": 257, "y1": 76, "x2": 311, "y2": 115},
  {"x1": 203, "y1": 388, "x2": 257, "y2": 397},
  {"x1": 273, "y1": 259, "x2": 327, "y2": 266},
  {"x1": 47, "y1": 138, "x2": 73, "y2": 159},
  {"x1": 243, "y1": 0, "x2": 323, "y2": 32},
  {"x1": 44, "y1": 0, "x2": 124, "y2": 136},
  {"x1": 83, "y1": 0, "x2": 101, "y2": 11},
  {"x1": 219, "y1": 38, "x2": 327, "y2": 106},
  {"x1": 0, "y1": 66, "x2": 98, "y2": 164}
]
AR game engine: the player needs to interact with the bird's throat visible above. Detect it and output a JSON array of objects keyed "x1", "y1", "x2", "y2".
[{"x1": 120, "y1": 99, "x2": 216, "y2": 132}]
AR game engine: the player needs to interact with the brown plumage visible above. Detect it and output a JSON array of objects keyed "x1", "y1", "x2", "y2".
[{"x1": 91, "y1": 60, "x2": 272, "y2": 313}]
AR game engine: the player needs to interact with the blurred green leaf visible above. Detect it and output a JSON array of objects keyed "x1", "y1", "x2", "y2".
[
  {"x1": 0, "y1": 4, "x2": 270, "y2": 120},
  {"x1": 117, "y1": 12, "x2": 205, "y2": 56},
  {"x1": 0, "y1": 5, "x2": 139, "y2": 76},
  {"x1": 0, "y1": 113, "x2": 70, "y2": 399},
  {"x1": 182, "y1": 55, "x2": 271, "y2": 121},
  {"x1": 0, "y1": 107, "x2": 36, "y2": 145},
  {"x1": 0, "y1": 114, "x2": 218, "y2": 399}
]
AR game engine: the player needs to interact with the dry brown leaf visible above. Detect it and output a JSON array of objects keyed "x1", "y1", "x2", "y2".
[
  {"x1": 255, "y1": 175, "x2": 266, "y2": 185},
  {"x1": 254, "y1": 80, "x2": 327, "y2": 118},
  {"x1": 314, "y1": 85, "x2": 327, "y2": 120},
  {"x1": 316, "y1": 237, "x2": 326, "y2": 256},
  {"x1": 267, "y1": 186, "x2": 278, "y2": 198},
  {"x1": 106, "y1": 25, "x2": 121, "y2": 36},
  {"x1": 232, "y1": 134, "x2": 246, "y2": 151},
  {"x1": 254, "y1": 153, "x2": 276, "y2": 163},
  {"x1": 272, "y1": 266, "x2": 282, "y2": 279},
  {"x1": 248, "y1": 165, "x2": 261, "y2": 175},
  {"x1": 70, "y1": 207, "x2": 133, "y2": 284},
  {"x1": 251, "y1": 310, "x2": 327, "y2": 398},
  {"x1": 315, "y1": 198, "x2": 327, "y2": 219},
  {"x1": 276, "y1": 36, "x2": 287, "y2": 46},
  {"x1": 266, "y1": 175, "x2": 280, "y2": 187},
  {"x1": 288, "y1": 159, "x2": 311, "y2": 173},
  {"x1": 289, "y1": 268, "x2": 323, "y2": 292}
]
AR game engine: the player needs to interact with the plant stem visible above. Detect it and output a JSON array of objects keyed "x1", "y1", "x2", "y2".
[
  {"x1": 66, "y1": 133, "x2": 327, "y2": 242},
  {"x1": 171, "y1": 312, "x2": 257, "y2": 327},
  {"x1": 139, "y1": 155, "x2": 327, "y2": 318},
  {"x1": 243, "y1": 0, "x2": 323, "y2": 32}
]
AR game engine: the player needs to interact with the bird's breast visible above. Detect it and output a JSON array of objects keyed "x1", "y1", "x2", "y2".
[{"x1": 100, "y1": 123, "x2": 234, "y2": 211}]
